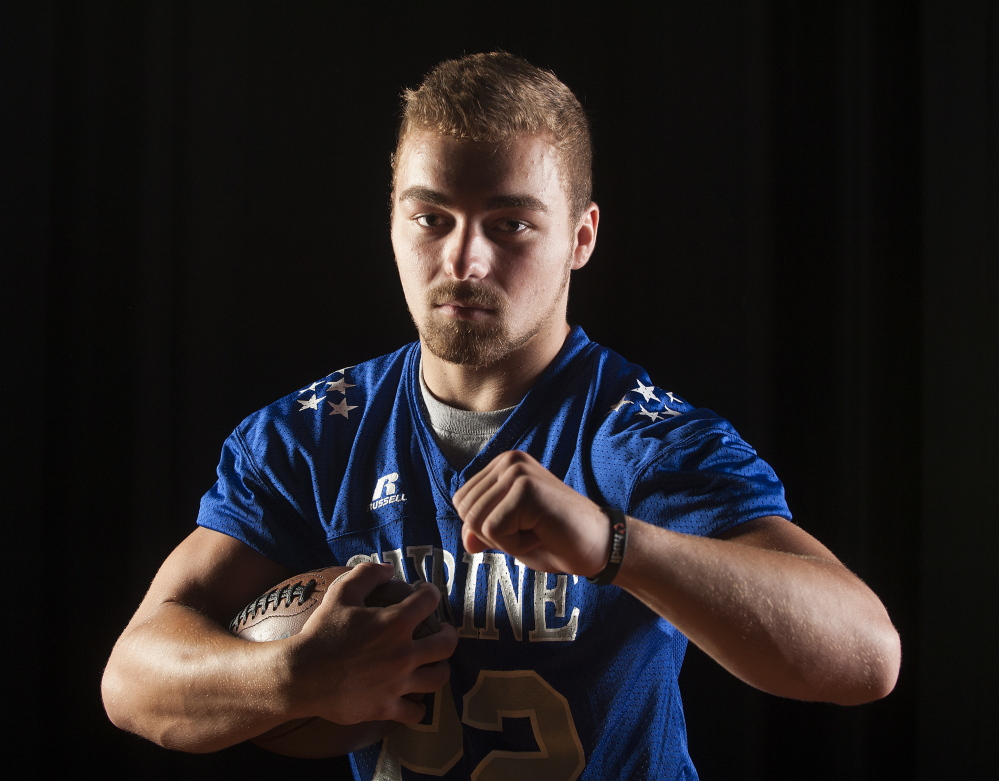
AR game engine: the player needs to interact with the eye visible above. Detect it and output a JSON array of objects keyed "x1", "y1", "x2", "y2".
[
  {"x1": 414, "y1": 213, "x2": 448, "y2": 228},
  {"x1": 494, "y1": 218, "x2": 529, "y2": 234}
]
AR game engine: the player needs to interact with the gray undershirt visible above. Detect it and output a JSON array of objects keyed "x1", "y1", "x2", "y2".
[{"x1": 419, "y1": 364, "x2": 515, "y2": 471}]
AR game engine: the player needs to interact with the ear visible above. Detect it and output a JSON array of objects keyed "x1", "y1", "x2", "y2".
[{"x1": 571, "y1": 202, "x2": 599, "y2": 270}]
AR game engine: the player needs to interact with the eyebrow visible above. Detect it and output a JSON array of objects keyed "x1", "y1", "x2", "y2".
[
  {"x1": 398, "y1": 186, "x2": 450, "y2": 207},
  {"x1": 397, "y1": 186, "x2": 549, "y2": 213},
  {"x1": 488, "y1": 194, "x2": 548, "y2": 212}
]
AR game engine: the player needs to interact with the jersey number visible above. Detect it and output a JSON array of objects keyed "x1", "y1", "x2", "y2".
[{"x1": 373, "y1": 670, "x2": 584, "y2": 780}]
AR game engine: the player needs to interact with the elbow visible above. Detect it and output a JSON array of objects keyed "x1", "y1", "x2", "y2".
[
  {"x1": 826, "y1": 622, "x2": 902, "y2": 706},
  {"x1": 101, "y1": 660, "x2": 223, "y2": 754},
  {"x1": 101, "y1": 663, "x2": 160, "y2": 746},
  {"x1": 762, "y1": 619, "x2": 902, "y2": 706},
  {"x1": 864, "y1": 622, "x2": 902, "y2": 702},
  {"x1": 101, "y1": 660, "x2": 136, "y2": 736}
]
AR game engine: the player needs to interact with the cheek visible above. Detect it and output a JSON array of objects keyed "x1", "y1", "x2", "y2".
[
  {"x1": 395, "y1": 263, "x2": 421, "y2": 296},
  {"x1": 522, "y1": 245, "x2": 572, "y2": 293},
  {"x1": 396, "y1": 250, "x2": 436, "y2": 285},
  {"x1": 394, "y1": 255, "x2": 436, "y2": 309}
]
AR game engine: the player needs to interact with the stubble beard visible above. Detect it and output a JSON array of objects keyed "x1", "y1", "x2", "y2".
[
  {"x1": 416, "y1": 270, "x2": 569, "y2": 367},
  {"x1": 417, "y1": 280, "x2": 514, "y2": 367}
]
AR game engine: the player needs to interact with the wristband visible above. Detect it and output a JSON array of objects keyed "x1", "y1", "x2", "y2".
[{"x1": 586, "y1": 507, "x2": 628, "y2": 586}]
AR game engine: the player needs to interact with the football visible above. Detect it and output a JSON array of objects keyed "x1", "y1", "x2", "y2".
[{"x1": 230, "y1": 565, "x2": 441, "y2": 757}]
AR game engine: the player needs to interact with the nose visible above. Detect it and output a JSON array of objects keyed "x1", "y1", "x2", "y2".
[{"x1": 443, "y1": 223, "x2": 491, "y2": 281}]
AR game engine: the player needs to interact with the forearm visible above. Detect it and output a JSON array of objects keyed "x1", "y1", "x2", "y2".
[
  {"x1": 615, "y1": 518, "x2": 900, "y2": 704},
  {"x1": 454, "y1": 452, "x2": 899, "y2": 704},
  {"x1": 102, "y1": 602, "x2": 292, "y2": 752}
]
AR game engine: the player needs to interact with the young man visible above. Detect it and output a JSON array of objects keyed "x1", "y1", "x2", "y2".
[{"x1": 103, "y1": 53, "x2": 900, "y2": 780}]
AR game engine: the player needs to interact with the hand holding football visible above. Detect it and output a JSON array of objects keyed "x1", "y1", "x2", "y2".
[{"x1": 230, "y1": 564, "x2": 443, "y2": 757}]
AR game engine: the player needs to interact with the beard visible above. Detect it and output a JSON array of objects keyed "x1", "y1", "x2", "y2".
[
  {"x1": 413, "y1": 258, "x2": 573, "y2": 367},
  {"x1": 415, "y1": 280, "x2": 516, "y2": 367},
  {"x1": 415, "y1": 279, "x2": 551, "y2": 367}
]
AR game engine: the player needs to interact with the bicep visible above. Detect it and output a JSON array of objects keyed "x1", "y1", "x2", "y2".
[
  {"x1": 716, "y1": 515, "x2": 844, "y2": 565},
  {"x1": 128, "y1": 527, "x2": 294, "y2": 630}
]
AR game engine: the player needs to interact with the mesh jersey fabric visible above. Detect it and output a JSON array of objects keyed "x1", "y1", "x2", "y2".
[{"x1": 197, "y1": 326, "x2": 791, "y2": 781}]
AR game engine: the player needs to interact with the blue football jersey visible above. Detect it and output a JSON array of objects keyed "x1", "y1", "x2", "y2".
[{"x1": 198, "y1": 327, "x2": 790, "y2": 781}]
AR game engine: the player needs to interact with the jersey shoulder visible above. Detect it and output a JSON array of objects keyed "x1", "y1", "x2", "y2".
[
  {"x1": 196, "y1": 342, "x2": 420, "y2": 572},
  {"x1": 579, "y1": 340, "x2": 789, "y2": 534},
  {"x1": 232, "y1": 342, "x2": 416, "y2": 455}
]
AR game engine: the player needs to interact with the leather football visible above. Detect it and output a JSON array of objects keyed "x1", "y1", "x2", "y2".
[{"x1": 229, "y1": 565, "x2": 440, "y2": 757}]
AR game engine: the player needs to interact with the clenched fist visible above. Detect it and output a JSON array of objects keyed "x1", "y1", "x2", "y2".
[{"x1": 453, "y1": 450, "x2": 611, "y2": 577}]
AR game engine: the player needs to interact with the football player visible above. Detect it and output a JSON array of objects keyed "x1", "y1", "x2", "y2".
[{"x1": 103, "y1": 53, "x2": 899, "y2": 780}]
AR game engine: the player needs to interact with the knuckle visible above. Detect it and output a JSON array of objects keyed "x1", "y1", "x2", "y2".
[
  {"x1": 497, "y1": 450, "x2": 525, "y2": 469},
  {"x1": 368, "y1": 699, "x2": 396, "y2": 722},
  {"x1": 508, "y1": 471, "x2": 535, "y2": 499},
  {"x1": 462, "y1": 503, "x2": 484, "y2": 525},
  {"x1": 510, "y1": 461, "x2": 530, "y2": 478},
  {"x1": 351, "y1": 561, "x2": 388, "y2": 578},
  {"x1": 396, "y1": 644, "x2": 422, "y2": 672}
]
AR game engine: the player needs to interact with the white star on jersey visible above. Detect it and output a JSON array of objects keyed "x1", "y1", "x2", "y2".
[
  {"x1": 297, "y1": 394, "x2": 325, "y2": 411},
  {"x1": 328, "y1": 399, "x2": 358, "y2": 418},
  {"x1": 631, "y1": 380, "x2": 660, "y2": 403},
  {"x1": 637, "y1": 405, "x2": 662, "y2": 423},
  {"x1": 609, "y1": 397, "x2": 633, "y2": 414},
  {"x1": 299, "y1": 380, "x2": 325, "y2": 395},
  {"x1": 326, "y1": 377, "x2": 356, "y2": 395}
]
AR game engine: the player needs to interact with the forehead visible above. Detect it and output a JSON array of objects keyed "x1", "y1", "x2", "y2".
[{"x1": 394, "y1": 132, "x2": 567, "y2": 210}]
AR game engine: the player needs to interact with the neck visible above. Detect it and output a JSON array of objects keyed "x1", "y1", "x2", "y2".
[{"x1": 420, "y1": 322, "x2": 571, "y2": 412}]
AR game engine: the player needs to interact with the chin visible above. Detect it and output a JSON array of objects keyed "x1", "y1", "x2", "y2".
[
  {"x1": 418, "y1": 315, "x2": 539, "y2": 368},
  {"x1": 422, "y1": 325, "x2": 507, "y2": 366}
]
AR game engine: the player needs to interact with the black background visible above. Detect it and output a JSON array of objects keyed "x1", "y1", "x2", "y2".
[{"x1": 5, "y1": 1, "x2": 997, "y2": 778}]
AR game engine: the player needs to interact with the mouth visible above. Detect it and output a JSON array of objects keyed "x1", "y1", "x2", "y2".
[
  {"x1": 434, "y1": 300, "x2": 494, "y2": 320},
  {"x1": 426, "y1": 281, "x2": 504, "y2": 322}
]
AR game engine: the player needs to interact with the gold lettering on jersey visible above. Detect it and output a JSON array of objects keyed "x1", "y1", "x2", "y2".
[
  {"x1": 529, "y1": 572, "x2": 580, "y2": 642},
  {"x1": 477, "y1": 553, "x2": 527, "y2": 641},
  {"x1": 406, "y1": 545, "x2": 456, "y2": 598},
  {"x1": 458, "y1": 552, "x2": 485, "y2": 639},
  {"x1": 348, "y1": 546, "x2": 579, "y2": 643},
  {"x1": 381, "y1": 548, "x2": 407, "y2": 581}
]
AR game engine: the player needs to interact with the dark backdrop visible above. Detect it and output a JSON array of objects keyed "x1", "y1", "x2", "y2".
[{"x1": 5, "y1": 2, "x2": 997, "y2": 779}]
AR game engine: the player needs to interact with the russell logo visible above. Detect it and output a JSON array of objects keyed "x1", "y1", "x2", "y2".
[{"x1": 370, "y1": 472, "x2": 406, "y2": 511}]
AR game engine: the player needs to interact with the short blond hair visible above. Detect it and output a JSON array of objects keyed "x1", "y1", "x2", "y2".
[{"x1": 394, "y1": 52, "x2": 592, "y2": 221}]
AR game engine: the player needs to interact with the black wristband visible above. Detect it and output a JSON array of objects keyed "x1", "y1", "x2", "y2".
[{"x1": 586, "y1": 507, "x2": 628, "y2": 586}]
